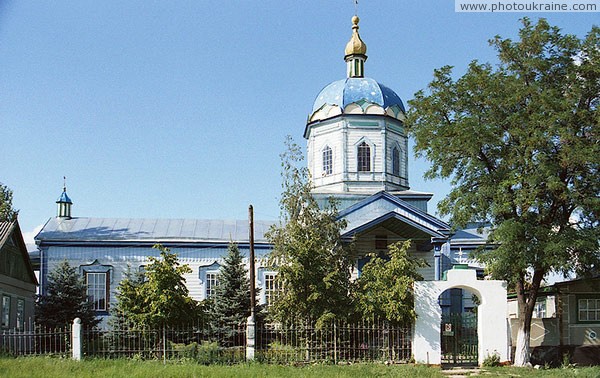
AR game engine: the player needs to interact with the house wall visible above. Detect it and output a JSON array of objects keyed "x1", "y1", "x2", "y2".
[
  {"x1": 0, "y1": 230, "x2": 37, "y2": 330},
  {"x1": 0, "y1": 276, "x2": 36, "y2": 330},
  {"x1": 557, "y1": 280, "x2": 600, "y2": 347},
  {"x1": 40, "y1": 244, "x2": 274, "y2": 319}
]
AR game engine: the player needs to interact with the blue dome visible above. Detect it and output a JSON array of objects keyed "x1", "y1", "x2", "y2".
[
  {"x1": 56, "y1": 190, "x2": 72, "y2": 204},
  {"x1": 312, "y1": 77, "x2": 405, "y2": 114}
]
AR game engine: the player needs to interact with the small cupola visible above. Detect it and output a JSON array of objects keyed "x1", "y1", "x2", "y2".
[
  {"x1": 344, "y1": 16, "x2": 367, "y2": 78},
  {"x1": 56, "y1": 179, "x2": 73, "y2": 219}
]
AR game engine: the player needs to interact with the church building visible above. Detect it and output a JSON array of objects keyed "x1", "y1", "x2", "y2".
[{"x1": 34, "y1": 16, "x2": 486, "y2": 321}]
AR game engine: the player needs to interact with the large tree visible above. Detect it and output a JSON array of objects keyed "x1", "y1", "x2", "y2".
[
  {"x1": 353, "y1": 240, "x2": 426, "y2": 326},
  {"x1": 0, "y1": 183, "x2": 18, "y2": 222},
  {"x1": 406, "y1": 19, "x2": 599, "y2": 365},
  {"x1": 113, "y1": 244, "x2": 202, "y2": 328},
  {"x1": 35, "y1": 260, "x2": 100, "y2": 329},
  {"x1": 266, "y1": 136, "x2": 354, "y2": 325}
]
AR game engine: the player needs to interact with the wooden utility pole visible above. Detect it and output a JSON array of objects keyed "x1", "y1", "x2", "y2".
[
  {"x1": 246, "y1": 205, "x2": 256, "y2": 360},
  {"x1": 248, "y1": 205, "x2": 256, "y2": 317}
]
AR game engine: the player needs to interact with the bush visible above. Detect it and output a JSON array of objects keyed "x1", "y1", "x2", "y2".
[{"x1": 482, "y1": 351, "x2": 501, "y2": 367}]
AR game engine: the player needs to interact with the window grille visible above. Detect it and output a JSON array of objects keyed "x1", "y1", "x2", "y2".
[
  {"x1": 16, "y1": 299, "x2": 24, "y2": 331},
  {"x1": 205, "y1": 272, "x2": 219, "y2": 299},
  {"x1": 578, "y1": 298, "x2": 600, "y2": 322},
  {"x1": 357, "y1": 142, "x2": 371, "y2": 172},
  {"x1": 86, "y1": 272, "x2": 108, "y2": 311},
  {"x1": 264, "y1": 273, "x2": 278, "y2": 306},
  {"x1": 392, "y1": 147, "x2": 400, "y2": 176},
  {"x1": 1, "y1": 296, "x2": 10, "y2": 328},
  {"x1": 322, "y1": 146, "x2": 333, "y2": 175}
]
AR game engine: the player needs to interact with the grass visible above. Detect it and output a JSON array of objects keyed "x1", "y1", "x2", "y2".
[{"x1": 0, "y1": 357, "x2": 599, "y2": 378}]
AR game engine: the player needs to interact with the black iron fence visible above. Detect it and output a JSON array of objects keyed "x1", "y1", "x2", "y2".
[
  {"x1": 0, "y1": 318, "x2": 412, "y2": 364},
  {"x1": 257, "y1": 319, "x2": 412, "y2": 364},
  {"x1": 0, "y1": 323, "x2": 71, "y2": 357}
]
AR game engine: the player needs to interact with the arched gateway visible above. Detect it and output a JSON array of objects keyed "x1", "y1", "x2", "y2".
[{"x1": 413, "y1": 268, "x2": 509, "y2": 366}]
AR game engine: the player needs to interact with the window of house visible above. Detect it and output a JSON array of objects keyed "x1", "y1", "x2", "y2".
[
  {"x1": 1, "y1": 295, "x2": 10, "y2": 328},
  {"x1": 264, "y1": 273, "x2": 278, "y2": 307},
  {"x1": 86, "y1": 272, "x2": 108, "y2": 311},
  {"x1": 16, "y1": 299, "x2": 24, "y2": 331},
  {"x1": 322, "y1": 146, "x2": 333, "y2": 175},
  {"x1": 578, "y1": 298, "x2": 600, "y2": 322},
  {"x1": 357, "y1": 141, "x2": 371, "y2": 172},
  {"x1": 533, "y1": 299, "x2": 546, "y2": 319},
  {"x1": 392, "y1": 147, "x2": 400, "y2": 176},
  {"x1": 205, "y1": 272, "x2": 219, "y2": 299}
]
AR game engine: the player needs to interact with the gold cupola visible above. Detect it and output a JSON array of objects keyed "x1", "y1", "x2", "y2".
[{"x1": 344, "y1": 15, "x2": 367, "y2": 78}]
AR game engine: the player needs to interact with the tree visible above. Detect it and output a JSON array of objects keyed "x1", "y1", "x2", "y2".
[
  {"x1": 35, "y1": 260, "x2": 100, "y2": 329},
  {"x1": 406, "y1": 18, "x2": 599, "y2": 365},
  {"x1": 0, "y1": 183, "x2": 18, "y2": 222},
  {"x1": 353, "y1": 241, "x2": 426, "y2": 325},
  {"x1": 266, "y1": 136, "x2": 354, "y2": 325},
  {"x1": 209, "y1": 242, "x2": 252, "y2": 345},
  {"x1": 113, "y1": 244, "x2": 202, "y2": 328}
]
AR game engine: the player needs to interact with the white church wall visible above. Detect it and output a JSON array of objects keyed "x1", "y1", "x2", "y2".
[{"x1": 42, "y1": 244, "x2": 272, "y2": 317}]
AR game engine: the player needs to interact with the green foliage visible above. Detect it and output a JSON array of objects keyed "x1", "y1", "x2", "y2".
[
  {"x1": 406, "y1": 18, "x2": 599, "y2": 364},
  {"x1": 353, "y1": 241, "x2": 425, "y2": 325},
  {"x1": 266, "y1": 136, "x2": 354, "y2": 325},
  {"x1": 0, "y1": 357, "x2": 456, "y2": 378},
  {"x1": 0, "y1": 183, "x2": 17, "y2": 222},
  {"x1": 209, "y1": 242, "x2": 253, "y2": 344},
  {"x1": 483, "y1": 351, "x2": 501, "y2": 367},
  {"x1": 35, "y1": 260, "x2": 100, "y2": 328},
  {"x1": 113, "y1": 244, "x2": 203, "y2": 328}
]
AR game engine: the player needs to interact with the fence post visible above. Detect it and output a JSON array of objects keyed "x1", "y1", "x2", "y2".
[
  {"x1": 72, "y1": 318, "x2": 82, "y2": 361},
  {"x1": 246, "y1": 314, "x2": 255, "y2": 361},
  {"x1": 334, "y1": 321, "x2": 338, "y2": 364}
]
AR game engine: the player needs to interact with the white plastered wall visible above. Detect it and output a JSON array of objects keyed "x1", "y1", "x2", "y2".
[{"x1": 413, "y1": 269, "x2": 509, "y2": 365}]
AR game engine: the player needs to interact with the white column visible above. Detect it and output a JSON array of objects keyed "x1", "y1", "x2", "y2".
[
  {"x1": 246, "y1": 314, "x2": 255, "y2": 360},
  {"x1": 72, "y1": 318, "x2": 82, "y2": 361}
]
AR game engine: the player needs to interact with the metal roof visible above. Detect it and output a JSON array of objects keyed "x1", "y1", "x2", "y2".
[
  {"x1": 56, "y1": 190, "x2": 72, "y2": 204},
  {"x1": 36, "y1": 217, "x2": 276, "y2": 244},
  {"x1": 312, "y1": 77, "x2": 405, "y2": 113}
]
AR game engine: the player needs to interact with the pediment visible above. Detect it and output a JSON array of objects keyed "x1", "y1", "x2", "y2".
[{"x1": 339, "y1": 192, "x2": 451, "y2": 240}]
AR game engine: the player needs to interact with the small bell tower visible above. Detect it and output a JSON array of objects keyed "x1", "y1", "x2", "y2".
[{"x1": 56, "y1": 177, "x2": 73, "y2": 219}]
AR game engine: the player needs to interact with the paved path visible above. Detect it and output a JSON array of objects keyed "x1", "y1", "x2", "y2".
[{"x1": 441, "y1": 367, "x2": 483, "y2": 377}]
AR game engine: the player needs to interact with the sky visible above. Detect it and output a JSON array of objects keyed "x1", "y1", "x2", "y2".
[{"x1": 1, "y1": 1, "x2": 598, "y2": 246}]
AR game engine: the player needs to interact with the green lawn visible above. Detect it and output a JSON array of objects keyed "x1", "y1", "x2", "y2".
[{"x1": 0, "y1": 358, "x2": 599, "y2": 378}]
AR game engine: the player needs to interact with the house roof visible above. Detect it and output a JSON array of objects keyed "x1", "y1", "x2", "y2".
[
  {"x1": 449, "y1": 223, "x2": 490, "y2": 247},
  {"x1": 0, "y1": 219, "x2": 39, "y2": 285},
  {"x1": 36, "y1": 217, "x2": 276, "y2": 246}
]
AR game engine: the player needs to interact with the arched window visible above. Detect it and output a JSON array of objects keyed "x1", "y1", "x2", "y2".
[
  {"x1": 322, "y1": 145, "x2": 333, "y2": 175},
  {"x1": 357, "y1": 141, "x2": 371, "y2": 172},
  {"x1": 392, "y1": 147, "x2": 400, "y2": 176}
]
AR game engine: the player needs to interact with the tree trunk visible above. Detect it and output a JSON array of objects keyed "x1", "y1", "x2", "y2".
[
  {"x1": 513, "y1": 270, "x2": 544, "y2": 366},
  {"x1": 513, "y1": 313, "x2": 532, "y2": 366}
]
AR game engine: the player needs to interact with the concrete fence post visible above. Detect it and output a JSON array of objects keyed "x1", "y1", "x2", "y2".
[
  {"x1": 72, "y1": 318, "x2": 82, "y2": 361},
  {"x1": 246, "y1": 314, "x2": 255, "y2": 361}
]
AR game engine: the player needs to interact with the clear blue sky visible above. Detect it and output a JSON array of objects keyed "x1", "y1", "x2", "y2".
[{"x1": 1, "y1": 1, "x2": 597, "y2": 243}]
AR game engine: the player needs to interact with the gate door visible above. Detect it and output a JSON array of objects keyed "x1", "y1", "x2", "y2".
[{"x1": 441, "y1": 313, "x2": 478, "y2": 365}]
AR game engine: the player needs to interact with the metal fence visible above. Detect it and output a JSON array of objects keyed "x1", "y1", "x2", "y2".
[
  {"x1": 83, "y1": 321, "x2": 246, "y2": 363},
  {"x1": 257, "y1": 320, "x2": 412, "y2": 364},
  {"x1": 0, "y1": 323, "x2": 71, "y2": 357},
  {"x1": 0, "y1": 318, "x2": 412, "y2": 364}
]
